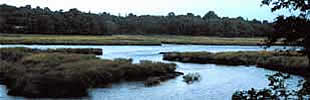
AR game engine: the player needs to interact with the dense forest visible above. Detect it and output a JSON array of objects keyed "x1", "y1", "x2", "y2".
[{"x1": 0, "y1": 4, "x2": 273, "y2": 37}]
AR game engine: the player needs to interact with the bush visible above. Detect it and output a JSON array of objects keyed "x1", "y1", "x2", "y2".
[{"x1": 232, "y1": 72, "x2": 310, "y2": 100}]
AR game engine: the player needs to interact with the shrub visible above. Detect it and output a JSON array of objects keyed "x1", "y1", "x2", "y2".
[{"x1": 232, "y1": 72, "x2": 310, "y2": 100}]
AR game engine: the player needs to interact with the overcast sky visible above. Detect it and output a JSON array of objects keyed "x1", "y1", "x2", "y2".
[{"x1": 0, "y1": 0, "x2": 293, "y2": 21}]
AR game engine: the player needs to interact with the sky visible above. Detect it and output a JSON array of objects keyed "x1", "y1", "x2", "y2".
[{"x1": 0, "y1": 0, "x2": 294, "y2": 21}]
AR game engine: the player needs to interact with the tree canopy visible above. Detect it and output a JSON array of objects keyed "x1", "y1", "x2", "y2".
[
  {"x1": 0, "y1": 4, "x2": 272, "y2": 37},
  {"x1": 262, "y1": 0, "x2": 310, "y2": 16},
  {"x1": 261, "y1": 0, "x2": 310, "y2": 68}
]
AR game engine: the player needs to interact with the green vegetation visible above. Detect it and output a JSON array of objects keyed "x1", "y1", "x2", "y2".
[
  {"x1": 0, "y1": 47, "x2": 102, "y2": 55},
  {"x1": 261, "y1": 0, "x2": 310, "y2": 70},
  {"x1": 0, "y1": 34, "x2": 266, "y2": 45},
  {"x1": 40, "y1": 48, "x2": 102, "y2": 55},
  {"x1": 0, "y1": 34, "x2": 162, "y2": 45},
  {"x1": 0, "y1": 4, "x2": 271, "y2": 37},
  {"x1": 163, "y1": 51, "x2": 309, "y2": 76},
  {"x1": 182, "y1": 73, "x2": 201, "y2": 84},
  {"x1": 232, "y1": 1, "x2": 310, "y2": 99},
  {"x1": 0, "y1": 47, "x2": 183, "y2": 98},
  {"x1": 232, "y1": 72, "x2": 310, "y2": 99}
]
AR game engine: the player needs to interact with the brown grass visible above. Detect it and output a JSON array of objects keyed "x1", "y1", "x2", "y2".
[{"x1": 0, "y1": 34, "x2": 265, "y2": 45}]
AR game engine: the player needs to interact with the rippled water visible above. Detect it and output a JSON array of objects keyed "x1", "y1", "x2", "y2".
[{"x1": 0, "y1": 44, "x2": 304, "y2": 100}]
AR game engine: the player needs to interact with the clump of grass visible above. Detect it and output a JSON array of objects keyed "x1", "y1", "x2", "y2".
[
  {"x1": 164, "y1": 51, "x2": 307, "y2": 66},
  {"x1": 183, "y1": 73, "x2": 201, "y2": 84},
  {"x1": 21, "y1": 53, "x2": 98, "y2": 68},
  {"x1": 163, "y1": 51, "x2": 309, "y2": 76},
  {"x1": 0, "y1": 47, "x2": 182, "y2": 98}
]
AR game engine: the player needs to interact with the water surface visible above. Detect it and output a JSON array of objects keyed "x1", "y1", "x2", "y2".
[{"x1": 0, "y1": 44, "x2": 303, "y2": 100}]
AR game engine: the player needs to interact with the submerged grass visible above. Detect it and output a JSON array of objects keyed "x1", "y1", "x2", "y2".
[
  {"x1": 0, "y1": 47, "x2": 182, "y2": 98},
  {"x1": 0, "y1": 34, "x2": 265, "y2": 45}
]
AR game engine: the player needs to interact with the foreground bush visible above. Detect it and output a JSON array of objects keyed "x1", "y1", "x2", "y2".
[
  {"x1": 163, "y1": 51, "x2": 309, "y2": 76},
  {"x1": 0, "y1": 48, "x2": 182, "y2": 98},
  {"x1": 232, "y1": 72, "x2": 310, "y2": 99}
]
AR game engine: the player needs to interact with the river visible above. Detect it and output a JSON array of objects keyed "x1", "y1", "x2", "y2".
[{"x1": 0, "y1": 44, "x2": 304, "y2": 100}]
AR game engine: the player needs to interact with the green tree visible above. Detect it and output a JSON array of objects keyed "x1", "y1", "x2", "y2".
[
  {"x1": 203, "y1": 11, "x2": 220, "y2": 20},
  {"x1": 232, "y1": 72, "x2": 310, "y2": 99},
  {"x1": 168, "y1": 12, "x2": 175, "y2": 17},
  {"x1": 0, "y1": 4, "x2": 272, "y2": 37},
  {"x1": 261, "y1": 0, "x2": 310, "y2": 70}
]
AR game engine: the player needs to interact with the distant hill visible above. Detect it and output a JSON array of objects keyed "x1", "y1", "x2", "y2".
[{"x1": 0, "y1": 4, "x2": 272, "y2": 37}]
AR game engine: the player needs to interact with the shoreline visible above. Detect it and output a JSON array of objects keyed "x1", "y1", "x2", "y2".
[
  {"x1": 0, "y1": 42, "x2": 291, "y2": 46},
  {"x1": 0, "y1": 43, "x2": 265, "y2": 46},
  {"x1": 0, "y1": 43, "x2": 162, "y2": 46},
  {"x1": 161, "y1": 42, "x2": 288, "y2": 46}
]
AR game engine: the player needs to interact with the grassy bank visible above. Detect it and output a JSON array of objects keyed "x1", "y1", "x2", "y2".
[
  {"x1": 0, "y1": 48, "x2": 183, "y2": 98},
  {"x1": 163, "y1": 51, "x2": 309, "y2": 77},
  {"x1": 0, "y1": 34, "x2": 265, "y2": 45},
  {"x1": 0, "y1": 47, "x2": 103, "y2": 55}
]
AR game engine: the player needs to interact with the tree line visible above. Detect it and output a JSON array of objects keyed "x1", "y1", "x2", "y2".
[{"x1": 0, "y1": 4, "x2": 273, "y2": 37}]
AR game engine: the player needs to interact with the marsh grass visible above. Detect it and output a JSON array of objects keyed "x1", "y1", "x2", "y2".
[
  {"x1": 163, "y1": 51, "x2": 309, "y2": 76},
  {"x1": 0, "y1": 34, "x2": 265, "y2": 45},
  {"x1": 0, "y1": 47, "x2": 181, "y2": 98}
]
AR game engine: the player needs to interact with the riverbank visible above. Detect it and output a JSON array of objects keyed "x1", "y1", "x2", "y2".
[
  {"x1": 162, "y1": 51, "x2": 309, "y2": 77},
  {"x1": 0, "y1": 47, "x2": 183, "y2": 98},
  {"x1": 0, "y1": 47, "x2": 103, "y2": 55},
  {"x1": 0, "y1": 34, "x2": 266, "y2": 46}
]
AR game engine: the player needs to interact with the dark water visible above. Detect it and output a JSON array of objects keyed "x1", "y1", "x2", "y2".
[{"x1": 0, "y1": 44, "x2": 303, "y2": 100}]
